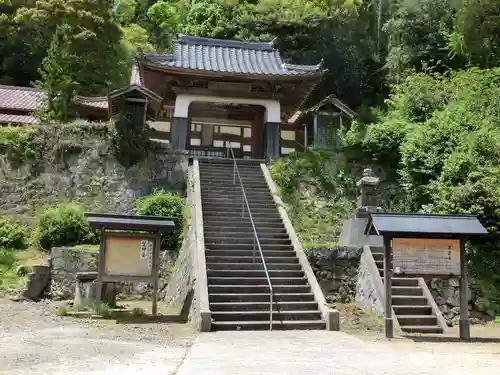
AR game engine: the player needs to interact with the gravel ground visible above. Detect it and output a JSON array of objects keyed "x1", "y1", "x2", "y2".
[
  {"x1": 0, "y1": 299, "x2": 197, "y2": 375},
  {"x1": 2, "y1": 299, "x2": 499, "y2": 375}
]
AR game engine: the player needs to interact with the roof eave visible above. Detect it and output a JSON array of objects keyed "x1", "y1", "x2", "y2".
[{"x1": 138, "y1": 60, "x2": 326, "y2": 81}]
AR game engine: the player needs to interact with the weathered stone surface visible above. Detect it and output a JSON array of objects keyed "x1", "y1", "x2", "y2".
[
  {"x1": 426, "y1": 277, "x2": 494, "y2": 326},
  {"x1": 308, "y1": 246, "x2": 361, "y2": 303},
  {"x1": 0, "y1": 136, "x2": 187, "y2": 222},
  {"x1": 355, "y1": 258, "x2": 384, "y2": 317},
  {"x1": 50, "y1": 247, "x2": 99, "y2": 300},
  {"x1": 50, "y1": 246, "x2": 175, "y2": 301}
]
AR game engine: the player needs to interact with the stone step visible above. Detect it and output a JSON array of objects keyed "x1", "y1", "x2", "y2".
[
  {"x1": 209, "y1": 301, "x2": 318, "y2": 312},
  {"x1": 207, "y1": 277, "x2": 308, "y2": 286},
  {"x1": 205, "y1": 243, "x2": 293, "y2": 251},
  {"x1": 400, "y1": 325, "x2": 443, "y2": 334},
  {"x1": 393, "y1": 305, "x2": 433, "y2": 315},
  {"x1": 372, "y1": 253, "x2": 384, "y2": 261},
  {"x1": 206, "y1": 256, "x2": 299, "y2": 264},
  {"x1": 206, "y1": 263, "x2": 302, "y2": 271},
  {"x1": 392, "y1": 295, "x2": 428, "y2": 306},
  {"x1": 203, "y1": 209, "x2": 282, "y2": 219},
  {"x1": 203, "y1": 230, "x2": 288, "y2": 239},
  {"x1": 209, "y1": 293, "x2": 315, "y2": 303},
  {"x1": 202, "y1": 197, "x2": 275, "y2": 206},
  {"x1": 208, "y1": 285, "x2": 311, "y2": 294},
  {"x1": 211, "y1": 320, "x2": 326, "y2": 331},
  {"x1": 211, "y1": 310, "x2": 322, "y2": 322},
  {"x1": 204, "y1": 237, "x2": 291, "y2": 246},
  {"x1": 392, "y1": 286, "x2": 423, "y2": 296},
  {"x1": 397, "y1": 315, "x2": 438, "y2": 326},
  {"x1": 201, "y1": 216, "x2": 283, "y2": 225},
  {"x1": 203, "y1": 223, "x2": 285, "y2": 232},
  {"x1": 201, "y1": 184, "x2": 270, "y2": 192},
  {"x1": 207, "y1": 269, "x2": 304, "y2": 278},
  {"x1": 202, "y1": 201, "x2": 275, "y2": 210},
  {"x1": 201, "y1": 181, "x2": 270, "y2": 189},
  {"x1": 205, "y1": 250, "x2": 296, "y2": 258},
  {"x1": 391, "y1": 278, "x2": 419, "y2": 287}
]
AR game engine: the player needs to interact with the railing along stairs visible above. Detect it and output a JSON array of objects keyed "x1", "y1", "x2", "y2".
[{"x1": 226, "y1": 142, "x2": 274, "y2": 329}]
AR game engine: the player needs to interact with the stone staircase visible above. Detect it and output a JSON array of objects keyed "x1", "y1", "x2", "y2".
[
  {"x1": 199, "y1": 159, "x2": 325, "y2": 331},
  {"x1": 371, "y1": 246, "x2": 444, "y2": 334}
]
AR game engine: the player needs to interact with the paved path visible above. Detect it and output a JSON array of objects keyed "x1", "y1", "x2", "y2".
[
  {"x1": 0, "y1": 326, "x2": 188, "y2": 375},
  {"x1": 2, "y1": 321, "x2": 500, "y2": 374},
  {"x1": 176, "y1": 331, "x2": 500, "y2": 375}
]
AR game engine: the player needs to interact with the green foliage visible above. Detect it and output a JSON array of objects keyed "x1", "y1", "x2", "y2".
[
  {"x1": 32, "y1": 202, "x2": 94, "y2": 251},
  {"x1": 0, "y1": 248, "x2": 17, "y2": 269},
  {"x1": 134, "y1": 189, "x2": 185, "y2": 251},
  {"x1": 56, "y1": 305, "x2": 70, "y2": 317},
  {"x1": 112, "y1": 101, "x2": 150, "y2": 167},
  {"x1": 270, "y1": 149, "x2": 357, "y2": 245},
  {"x1": 344, "y1": 67, "x2": 500, "y2": 312},
  {"x1": 0, "y1": 216, "x2": 26, "y2": 249},
  {"x1": 0, "y1": 126, "x2": 35, "y2": 163}
]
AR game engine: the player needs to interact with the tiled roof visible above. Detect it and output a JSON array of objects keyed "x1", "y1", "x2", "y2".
[
  {"x1": 141, "y1": 34, "x2": 325, "y2": 77},
  {"x1": 73, "y1": 96, "x2": 108, "y2": 109},
  {"x1": 0, "y1": 85, "x2": 45, "y2": 111},
  {"x1": 0, "y1": 113, "x2": 38, "y2": 125}
]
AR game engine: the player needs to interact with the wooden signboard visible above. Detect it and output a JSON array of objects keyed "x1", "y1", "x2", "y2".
[
  {"x1": 103, "y1": 234, "x2": 156, "y2": 278},
  {"x1": 392, "y1": 238, "x2": 461, "y2": 275}
]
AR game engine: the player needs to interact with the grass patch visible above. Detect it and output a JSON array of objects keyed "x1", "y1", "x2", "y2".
[
  {"x1": 332, "y1": 303, "x2": 384, "y2": 335},
  {"x1": 0, "y1": 247, "x2": 48, "y2": 294},
  {"x1": 495, "y1": 316, "x2": 500, "y2": 324},
  {"x1": 56, "y1": 305, "x2": 71, "y2": 317}
]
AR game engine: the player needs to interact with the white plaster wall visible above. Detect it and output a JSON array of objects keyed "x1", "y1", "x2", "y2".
[{"x1": 173, "y1": 94, "x2": 281, "y2": 123}]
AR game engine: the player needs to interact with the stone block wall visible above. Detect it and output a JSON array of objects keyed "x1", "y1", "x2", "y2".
[
  {"x1": 427, "y1": 277, "x2": 495, "y2": 326},
  {"x1": 50, "y1": 246, "x2": 175, "y2": 301},
  {"x1": 308, "y1": 246, "x2": 361, "y2": 304},
  {"x1": 0, "y1": 125, "x2": 188, "y2": 223}
]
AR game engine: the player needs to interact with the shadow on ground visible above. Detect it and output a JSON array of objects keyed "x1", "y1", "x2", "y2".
[{"x1": 402, "y1": 335, "x2": 500, "y2": 344}]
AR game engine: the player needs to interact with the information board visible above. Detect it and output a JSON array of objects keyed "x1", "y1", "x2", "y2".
[
  {"x1": 104, "y1": 235, "x2": 155, "y2": 277},
  {"x1": 392, "y1": 238, "x2": 461, "y2": 275}
]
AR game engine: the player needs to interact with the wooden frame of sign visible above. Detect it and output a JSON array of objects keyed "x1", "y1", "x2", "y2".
[
  {"x1": 85, "y1": 213, "x2": 175, "y2": 317},
  {"x1": 365, "y1": 213, "x2": 487, "y2": 340}
]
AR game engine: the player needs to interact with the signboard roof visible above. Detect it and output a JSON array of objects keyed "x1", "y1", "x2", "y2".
[
  {"x1": 365, "y1": 213, "x2": 487, "y2": 237},
  {"x1": 85, "y1": 213, "x2": 175, "y2": 233}
]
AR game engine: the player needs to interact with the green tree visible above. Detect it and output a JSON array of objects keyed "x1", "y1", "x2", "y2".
[{"x1": 37, "y1": 23, "x2": 79, "y2": 122}]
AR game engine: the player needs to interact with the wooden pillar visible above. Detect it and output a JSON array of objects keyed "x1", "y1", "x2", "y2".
[
  {"x1": 384, "y1": 236, "x2": 394, "y2": 338},
  {"x1": 151, "y1": 232, "x2": 161, "y2": 316},
  {"x1": 95, "y1": 228, "x2": 105, "y2": 315},
  {"x1": 251, "y1": 109, "x2": 264, "y2": 158},
  {"x1": 265, "y1": 122, "x2": 281, "y2": 159},
  {"x1": 459, "y1": 238, "x2": 470, "y2": 339},
  {"x1": 170, "y1": 117, "x2": 188, "y2": 150}
]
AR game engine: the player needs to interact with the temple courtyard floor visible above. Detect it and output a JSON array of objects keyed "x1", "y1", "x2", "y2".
[{"x1": 1, "y1": 299, "x2": 499, "y2": 375}]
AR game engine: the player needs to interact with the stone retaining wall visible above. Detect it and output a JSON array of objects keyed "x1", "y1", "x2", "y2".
[
  {"x1": 308, "y1": 246, "x2": 361, "y2": 304},
  {"x1": 50, "y1": 246, "x2": 174, "y2": 301}
]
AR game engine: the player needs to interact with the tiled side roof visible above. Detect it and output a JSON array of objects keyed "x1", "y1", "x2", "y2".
[
  {"x1": 141, "y1": 34, "x2": 325, "y2": 77},
  {"x1": 73, "y1": 96, "x2": 108, "y2": 109},
  {"x1": 0, "y1": 85, "x2": 45, "y2": 111},
  {"x1": 0, "y1": 113, "x2": 39, "y2": 125}
]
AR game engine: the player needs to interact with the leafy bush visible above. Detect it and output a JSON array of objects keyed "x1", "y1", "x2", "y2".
[
  {"x1": 134, "y1": 190, "x2": 185, "y2": 251},
  {"x1": 0, "y1": 248, "x2": 17, "y2": 268},
  {"x1": 32, "y1": 203, "x2": 93, "y2": 251},
  {"x1": 0, "y1": 217, "x2": 26, "y2": 249}
]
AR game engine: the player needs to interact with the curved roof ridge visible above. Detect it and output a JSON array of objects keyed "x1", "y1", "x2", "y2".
[{"x1": 176, "y1": 34, "x2": 275, "y2": 51}]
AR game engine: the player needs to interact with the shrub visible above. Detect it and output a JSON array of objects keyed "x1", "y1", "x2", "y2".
[
  {"x1": 32, "y1": 203, "x2": 93, "y2": 251},
  {"x1": 0, "y1": 248, "x2": 17, "y2": 268},
  {"x1": 134, "y1": 189, "x2": 185, "y2": 251},
  {"x1": 0, "y1": 216, "x2": 26, "y2": 249}
]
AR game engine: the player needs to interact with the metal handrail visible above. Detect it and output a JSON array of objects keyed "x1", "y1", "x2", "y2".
[{"x1": 226, "y1": 142, "x2": 274, "y2": 330}]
